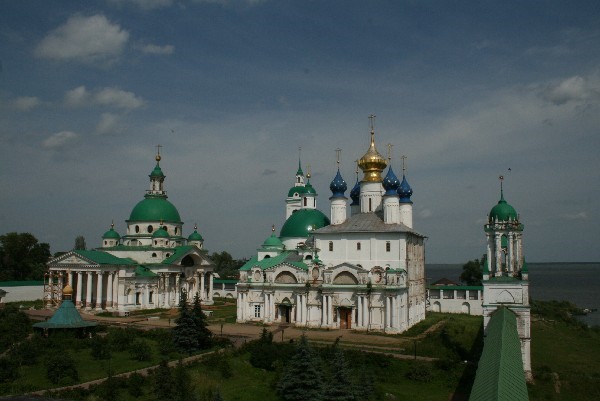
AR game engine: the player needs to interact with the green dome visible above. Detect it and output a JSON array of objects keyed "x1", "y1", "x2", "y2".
[
  {"x1": 188, "y1": 230, "x2": 203, "y2": 241},
  {"x1": 280, "y1": 209, "x2": 330, "y2": 238},
  {"x1": 288, "y1": 186, "x2": 307, "y2": 197},
  {"x1": 489, "y1": 196, "x2": 518, "y2": 223},
  {"x1": 129, "y1": 195, "x2": 182, "y2": 223},
  {"x1": 304, "y1": 182, "x2": 316, "y2": 195},
  {"x1": 262, "y1": 232, "x2": 283, "y2": 249},
  {"x1": 102, "y1": 227, "x2": 120, "y2": 240},
  {"x1": 152, "y1": 227, "x2": 170, "y2": 238}
]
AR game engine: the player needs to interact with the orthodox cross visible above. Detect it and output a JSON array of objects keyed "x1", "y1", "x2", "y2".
[
  {"x1": 386, "y1": 143, "x2": 393, "y2": 162},
  {"x1": 401, "y1": 155, "x2": 407, "y2": 173},
  {"x1": 368, "y1": 114, "x2": 376, "y2": 132},
  {"x1": 335, "y1": 148, "x2": 342, "y2": 166},
  {"x1": 156, "y1": 144, "x2": 162, "y2": 156}
]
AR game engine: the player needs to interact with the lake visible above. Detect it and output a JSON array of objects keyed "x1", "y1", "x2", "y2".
[{"x1": 426, "y1": 262, "x2": 600, "y2": 327}]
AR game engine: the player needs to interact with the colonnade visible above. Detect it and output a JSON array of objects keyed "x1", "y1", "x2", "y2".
[
  {"x1": 46, "y1": 270, "x2": 119, "y2": 310},
  {"x1": 486, "y1": 231, "x2": 523, "y2": 276}
]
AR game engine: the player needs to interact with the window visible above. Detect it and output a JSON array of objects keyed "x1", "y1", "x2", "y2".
[
  {"x1": 369, "y1": 198, "x2": 372, "y2": 212},
  {"x1": 152, "y1": 252, "x2": 157, "y2": 257},
  {"x1": 356, "y1": 242, "x2": 361, "y2": 251},
  {"x1": 104, "y1": 241, "x2": 107, "y2": 246},
  {"x1": 154, "y1": 240, "x2": 158, "y2": 245},
  {"x1": 149, "y1": 291, "x2": 154, "y2": 303},
  {"x1": 148, "y1": 225, "x2": 153, "y2": 233},
  {"x1": 254, "y1": 305, "x2": 261, "y2": 318},
  {"x1": 386, "y1": 241, "x2": 391, "y2": 252},
  {"x1": 304, "y1": 198, "x2": 308, "y2": 206},
  {"x1": 135, "y1": 225, "x2": 140, "y2": 233},
  {"x1": 329, "y1": 241, "x2": 334, "y2": 251},
  {"x1": 175, "y1": 227, "x2": 178, "y2": 235}
]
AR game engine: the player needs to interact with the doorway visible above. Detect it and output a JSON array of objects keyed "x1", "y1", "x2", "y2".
[
  {"x1": 279, "y1": 305, "x2": 292, "y2": 323},
  {"x1": 339, "y1": 307, "x2": 352, "y2": 329}
]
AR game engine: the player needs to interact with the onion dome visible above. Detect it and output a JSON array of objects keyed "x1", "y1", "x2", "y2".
[
  {"x1": 129, "y1": 197, "x2": 181, "y2": 223},
  {"x1": 358, "y1": 130, "x2": 387, "y2": 182},
  {"x1": 280, "y1": 209, "x2": 330, "y2": 238},
  {"x1": 489, "y1": 192, "x2": 518, "y2": 223},
  {"x1": 382, "y1": 166, "x2": 400, "y2": 196},
  {"x1": 350, "y1": 176, "x2": 360, "y2": 206},
  {"x1": 329, "y1": 169, "x2": 347, "y2": 198},
  {"x1": 150, "y1": 163, "x2": 164, "y2": 178},
  {"x1": 398, "y1": 175, "x2": 413, "y2": 203},
  {"x1": 62, "y1": 284, "x2": 74, "y2": 297},
  {"x1": 188, "y1": 226, "x2": 203, "y2": 242},
  {"x1": 288, "y1": 185, "x2": 307, "y2": 197},
  {"x1": 304, "y1": 178, "x2": 317, "y2": 195},
  {"x1": 102, "y1": 224, "x2": 121, "y2": 240},
  {"x1": 152, "y1": 227, "x2": 170, "y2": 238},
  {"x1": 262, "y1": 226, "x2": 284, "y2": 250}
]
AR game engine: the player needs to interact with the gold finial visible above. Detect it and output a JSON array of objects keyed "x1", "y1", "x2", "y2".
[
  {"x1": 271, "y1": 224, "x2": 275, "y2": 233},
  {"x1": 335, "y1": 148, "x2": 342, "y2": 166},
  {"x1": 110, "y1": 220, "x2": 114, "y2": 229},
  {"x1": 401, "y1": 155, "x2": 407, "y2": 173},
  {"x1": 386, "y1": 143, "x2": 393, "y2": 163},
  {"x1": 155, "y1": 144, "x2": 162, "y2": 162},
  {"x1": 194, "y1": 223, "x2": 198, "y2": 230}
]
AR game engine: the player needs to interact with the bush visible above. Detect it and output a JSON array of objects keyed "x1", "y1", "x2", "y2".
[
  {"x1": 0, "y1": 357, "x2": 19, "y2": 383},
  {"x1": 108, "y1": 327, "x2": 137, "y2": 351},
  {"x1": 406, "y1": 362, "x2": 434, "y2": 382},
  {"x1": 129, "y1": 339, "x2": 153, "y2": 361},
  {"x1": 45, "y1": 351, "x2": 79, "y2": 385},
  {"x1": 127, "y1": 372, "x2": 146, "y2": 398},
  {"x1": 90, "y1": 335, "x2": 112, "y2": 360}
]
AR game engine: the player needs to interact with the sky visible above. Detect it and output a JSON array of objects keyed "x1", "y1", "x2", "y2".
[{"x1": 1, "y1": 0, "x2": 599, "y2": 263}]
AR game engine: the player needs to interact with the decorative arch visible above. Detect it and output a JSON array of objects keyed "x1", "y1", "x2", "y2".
[
  {"x1": 461, "y1": 302, "x2": 471, "y2": 314},
  {"x1": 275, "y1": 271, "x2": 297, "y2": 284},
  {"x1": 332, "y1": 271, "x2": 358, "y2": 285},
  {"x1": 433, "y1": 301, "x2": 441, "y2": 312},
  {"x1": 497, "y1": 290, "x2": 515, "y2": 303}
]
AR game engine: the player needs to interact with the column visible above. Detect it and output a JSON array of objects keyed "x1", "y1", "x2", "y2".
[
  {"x1": 68, "y1": 271, "x2": 73, "y2": 286},
  {"x1": 95, "y1": 272, "x2": 103, "y2": 310},
  {"x1": 200, "y1": 271, "x2": 205, "y2": 300},
  {"x1": 357, "y1": 296, "x2": 362, "y2": 327},
  {"x1": 385, "y1": 297, "x2": 391, "y2": 329},
  {"x1": 195, "y1": 273, "x2": 201, "y2": 300},
  {"x1": 508, "y1": 232, "x2": 514, "y2": 273},
  {"x1": 164, "y1": 274, "x2": 171, "y2": 308},
  {"x1": 495, "y1": 233, "x2": 502, "y2": 274},
  {"x1": 112, "y1": 271, "x2": 119, "y2": 309},
  {"x1": 321, "y1": 296, "x2": 326, "y2": 326},
  {"x1": 57, "y1": 272, "x2": 64, "y2": 292},
  {"x1": 175, "y1": 275, "x2": 180, "y2": 305},
  {"x1": 106, "y1": 272, "x2": 113, "y2": 310},
  {"x1": 363, "y1": 296, "x2": 369, "y2": 329},
  {"x1": 208, "y1": 272, "x2": 214, "y2": 302},
  {"x1": 396, "y1": 294, "x2": 401, "y2": 329},
  {"x1": 85, "y1": 272, "x2": 93, "y2": 309},
  {"x1": 77, "y1": 271, "x2": 83, "y2": 307}
]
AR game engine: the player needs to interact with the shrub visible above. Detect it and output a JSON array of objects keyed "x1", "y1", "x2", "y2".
[
  {"x1": 406, "y1": 362, "x2": 434, "y2": 382},
  {"x1": 90, "y1": 335, "x2": 112, "y2": 360},
  {"x1": 45, "y1": 351, "x2": 79, "y2": 385},
  {"x1": 0, "y1": 357, "x2": 19, "y2": 383},
  {"x1": 129, "y1": 339, "x2": 153, "y2": 362}
]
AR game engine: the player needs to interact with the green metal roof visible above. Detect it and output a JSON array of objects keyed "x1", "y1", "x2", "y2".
[
  {"x1": 150, "y1": 163, "x2": 165, "y2": 178},
  {"x1": 280, "y1": 208, "x2": 330, "y2": 238},
  {"x1": 288, "y1": 185, "x2": 308, "y2": 197},
  {"x1": 161, "y1": 245, "x2": 196, "y2": 264},
  {"x1": 0, "y1": 280, "x2": 44, "y2": 287},
  {"x1": 262, "y1": 232, "x2": 284, "y2": 249},
  {"x1": 489, "y1": 194, "x2": 518, "y2": 223},
  {"x1": 188, "y1": 230, "x2": 203, "y2": 241},
  {"x1": 32, "y1": 299, "x2": 97, "y2": 329},
  {"x1": 469, "y1": 307, "x2": 528, "y2": 401},
  {"x1": 73, "y1": 250, "x2": 136, "y2": 265},
  {"x1": 239, "y1": 252, "x2": 309, "y2": 271},
  {"x1": 427, "y1": 285, "x2": 483, "y2": 290},
  {"x1": 152, "y1": 227, "x2": 170, "y2": 238},
  {"x1": 135, "y1": 265, "x2": 158, "y2": 277},
  {"x1": 128, "y1": 195, "x2": 182, "y2": 223},
  {"x1": 102, "y1": 227, "x2": 121, "y2": 240}
]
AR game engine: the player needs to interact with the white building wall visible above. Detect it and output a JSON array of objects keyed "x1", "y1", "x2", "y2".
[{"x1": 0, "y1": 284, "x2": 44, "y2": 303}]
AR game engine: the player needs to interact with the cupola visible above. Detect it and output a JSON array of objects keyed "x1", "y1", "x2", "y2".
[
  {"x1": 382, "y1": 166, "x2": 400, "y2": 196},
  {"x1": 358, "y1": 123, "x2": 387, "y2": 182},
  {"x1": 102, "y1": 222, "x2": 120, "y2": 247}
]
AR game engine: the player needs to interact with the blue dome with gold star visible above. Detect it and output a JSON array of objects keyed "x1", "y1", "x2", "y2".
[
  {"x1": 329, "y1": 169, "x2": 347, "y2": 198},
  {"x1": 382, "y1": 166, "x2": 400, "y2": 196},
  {"x1": 398, "y1": 175, "x2": 413, "y2": 203},
  {"x1": 350, "y1": 177, "x2": 360, "y2": 206}
]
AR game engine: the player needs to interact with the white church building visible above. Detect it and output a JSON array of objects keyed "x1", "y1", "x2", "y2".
[
  {"x1": 44, "y1": 150, "x2": 215, "y2": 314},
  {"x1": 236, "y1": 122, "x2": 427, "y2": 332}
]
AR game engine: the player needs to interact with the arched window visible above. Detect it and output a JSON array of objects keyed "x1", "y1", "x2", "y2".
[
  {"x1": 147, "y1": 225, "x2": 153, "y2": 233},
  {"x1": 304, "y1": 198, "x2": 308, "y2": 206},
  {"x1": 356, "y1": 242, "x2": 361, "y2": 251},
  {"x1": 369, "y1": 198, "x2": 372, "y2": 212},
  {"x1": 135, "y1": 225, "x2": 140, "y2": 233},
  {"x1": 386, "y1": 241, "x2": 391, "y2": 252},
  {"x1": 329, "y1": 241, "x2": 334, "y2": 251},
  {"x1": 152, "y1": 252, "x2": 157, "y2": 257}
]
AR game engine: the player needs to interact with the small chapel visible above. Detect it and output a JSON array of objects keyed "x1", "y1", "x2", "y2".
[
  {"x1": 44, "y1": 150, "x2": 215, "y2": 314},
  {"x1": 236, "y1": 119, "x2": 427, "y2": 332}
]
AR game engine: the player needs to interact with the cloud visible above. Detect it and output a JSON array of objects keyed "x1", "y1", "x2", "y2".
[
  {"x1": 261, "y1": 169, "x2": 277, "y2": 176},
  {"x1": 14, "y1": 96, "x2": 41, "y2": 111},
  {"x1": 34, "y1": 14, "x2": 129, "y2": 62},
  {"x1": 96, "y1": 113, "x2": 120, "y2": 135},
  {"x1": 562, "y1": 212, "x2": 588, "y2": 220},
  {"x1": 65, "y1": 86, "x2": 144, "y2": 110},
  {"x1": 108, "y1": 0, "x2": 174, "y2": 10},
  {"x1": 541, "y1": 75, "x2": 598, "y2": 105},
  {"x1": 42, "y1": 131, "x2": 79, "y2": 149},
  {"x1": 139, "y1": 43, "x2": 174, "y2": 55}
]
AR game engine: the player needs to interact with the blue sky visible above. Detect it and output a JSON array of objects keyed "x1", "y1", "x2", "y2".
[{"x1": 1, "y1": 0, "x2": 599, "y2": 263}]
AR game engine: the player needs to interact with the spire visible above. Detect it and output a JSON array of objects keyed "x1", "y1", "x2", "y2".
[
  {"x1": 499, "y1": 175, "x2": 505, "y2": 201},
  {"x1": 297, "y1": 146, "x2": 304, "y2": 175}
]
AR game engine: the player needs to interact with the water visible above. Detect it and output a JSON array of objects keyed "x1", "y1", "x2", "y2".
[{"x1": 426, "y1": 263, "x2": 600, "y2": 327}]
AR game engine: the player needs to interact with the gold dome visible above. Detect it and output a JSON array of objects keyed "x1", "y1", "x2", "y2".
[
  {"x1": 358, "y1": 130, "x2": 387, "y2": 182},
  {"x1": 62, "y1": 284, "x2": 74, "y2": 296}
]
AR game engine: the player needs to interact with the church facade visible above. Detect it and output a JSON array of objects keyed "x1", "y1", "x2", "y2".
[
  {"x1": 236, "y1": 124, "x2": 427, "y2": 332},
  {"x1": 44, "y1": 151, "x2": 215, "y2": 314}
]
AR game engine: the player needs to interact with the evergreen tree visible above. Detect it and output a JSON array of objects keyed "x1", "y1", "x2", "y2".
[
  {"x1": 74, "y1": 235, "x2": 86, "y2": 250},
  {"x1": 173, "y1": 290, "x2": 199, "y2": 354},
  {"x1": 460, "y1": 259, "x2": 483, "y2": 285},
  {"x1": 324, "y1": 344, "x2": 355, "y2": 401},
  {"x1": 191, "y1": 292, "x2": 212, "y2": 350},
  {"x1": 250, "y1": 328, "x2": 277, "y2": 370},
  {"x1": 278, "y1": 335, "x2": 323, "y2": 401},
  {"x1": 153, "y1": 359, "x2": 175, "y2": 401},
  {"x1": 173, "y1": 359, "x2": 196, "y2": 401}
]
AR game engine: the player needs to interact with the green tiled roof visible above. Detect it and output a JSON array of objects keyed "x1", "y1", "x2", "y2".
[
  {"x1": 239, "y1": 252, "x2": 309, "y2": 271},
  {"x1": 161, "y1": 245, "x2": 195, "y2": 264},
  {"x1": 214, "y1": 279, "x2": 238, "y2": 284},
  {"x1": 0, "y1": 281, "x2": 44, "y2": 287},
  {"x1": 427, "y1": 285, "x2": 483, "y2": 290},
  {"x1": 469, "y1": 307, "x2": 528, "y2": 401},
  {"x1": 135, "y1": 265, "x2": 157, "y2": 277},
  {"x1": 73, "y1": 250, "x2": 135, "y2": 265},
  {"x1": 33, "y1": 299, "x2": 97, "y2": 329},
  {"x1": 487, "y1": 276, "x2": 521, "y2": 283}
]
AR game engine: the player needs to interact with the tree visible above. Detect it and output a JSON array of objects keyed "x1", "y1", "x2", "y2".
[
  {"x1": 46, "y1": 350, "x2": 79, "y2": 385},
  {"x1": 210, "y1": 251, "x2": 246, "y2": 279},
  {"x1": 323, "y1": 343, "x2": 356, "y2": 401},
  {"x1": 191, "y1": 292, "x2": 212, "y2": 350},
  {"x1": 249, "y1": 328, "x2": 277, "y2": 370},
  {"x1": 278, "y1": 335, "x2": 323, "y2": 401},
  {"x1": 152, "y1": 359, "x2": 175, "y2": 401},
  {"x1": 460, "y1": 259, "x2": 483, "y2": 286},
  {"x1": 173, "y1": 290, "x2": 199, "y2": 354},
  {"x1": 74, "y1": 235, "x2": 86, "y2": 250},
  {"x1": 173, "y1": 359, "x2": 196, "y2": 401},
  {"x1": 0, "y1": 232, "x2": 51, "y2": 280},
  {"x1": 129, "y1": 339, "x2": 153, "y2": 361}
]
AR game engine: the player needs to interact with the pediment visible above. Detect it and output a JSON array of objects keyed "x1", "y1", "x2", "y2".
[
  {"x1": 265, "y1": 262, "x2": 307, "y2": 273},
  {"x1": 325, "y1": 262, "x2": 365, "y2": 273},
  {"x1": 49, "y1": 252, "x2": 98, "y2": 267}
]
